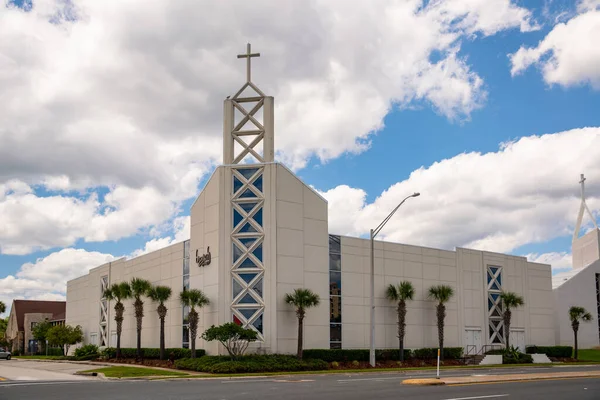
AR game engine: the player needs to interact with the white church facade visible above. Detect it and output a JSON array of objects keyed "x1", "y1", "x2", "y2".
[{"x1": 66, "y1": 45, "x2": 558, "y2": 356}]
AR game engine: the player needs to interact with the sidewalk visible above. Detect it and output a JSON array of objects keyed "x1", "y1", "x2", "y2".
[{"x1": 404, "y1": 370, "x2": 600, "y2": 386}]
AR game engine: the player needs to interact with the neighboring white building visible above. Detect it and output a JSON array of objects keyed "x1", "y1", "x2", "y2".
[
  {"x1": 66, "y1": 45, "x2": 556, "y2": 356},
  {"x1": 553, "y1": 175, "x2": 600, "y2": 349}
]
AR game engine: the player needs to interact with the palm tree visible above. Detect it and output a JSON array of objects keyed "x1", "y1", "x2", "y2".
[
  {"x1": 180, "y1": 289, "x2": 210, "y2": 358},
  {"x1": 103, "y1": 282, "x2": 132, "y2": 358},
  {"x1": 499, "y1": 291, "x2": 524, "y2": 349},
  {"x1": 148, "y1": 285, "x2": 173, "y2": 360},
  {"x1": 428, "y1": 285, "x2": 454, "y2": 361},
  {"x1": 569, "y1": 306, "x2": 593, "y2": 360},
  {"x1": 386, "y1": 281, "x2": 415, "y2": 362},
  {"x1": 284, "y1": 288, "x2": 321, "y2": 359},
  {"x1": 0, "y1": 301, "x2": 6, "y2": 314},
  {"x1": 130, "y1": 278, "x2": 152, "y2": 359}
]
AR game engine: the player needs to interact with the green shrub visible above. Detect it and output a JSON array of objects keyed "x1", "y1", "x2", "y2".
[
  {"x1": 503, "y1": 353, "x2": 533, "y2": 364},
  {"x1": 331, "y1": 361, "x2": 339, "y2": 368},
  {"x1": 46, "y1": 347, "x2": 64, "y2": 356},
  {"x1": 351, "y1": 360, "x2": 360, "y2": 367},
  {"x1": 74, "y1": 344, "x2": 99, "y2": 359},
  {"x1": 175, "y1": 355, "x2": 328, "y2": 374},
  {"x1": 101, "y1": 347, "x2": 199, "y2": 360},
  {"x1": 303, "y1": 348, "x2": 462, "y2": 362},
  {"x1": 413, "y1": 348, "x2": 463, "y2": 360},
  {"x1": 526, "y1": 346, "x2": 573, "y2": 358}
]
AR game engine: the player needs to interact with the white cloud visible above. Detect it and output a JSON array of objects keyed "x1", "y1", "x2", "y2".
[
  {"x1": 510, "y1": 7, "x2": 600, "y2": 89},
  {"x1": 130, "y1": 216, "x2": 190, "y2": 258},
  {"x1": 322, "y1": 127, "x2": 600, "y2": 254},
  {"x1": 526, "y1": 252, "x2": 572, "y2": 271},
  {"x1": 0, "y1": 1, "x2": 536, "y2": 255},
  {"x1": 0, "y1": 248, "x2": 116, "y2": 310}
]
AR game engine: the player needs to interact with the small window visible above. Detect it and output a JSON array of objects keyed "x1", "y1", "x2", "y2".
[{"x1": 31, "y1": 322, "x2": 38, "y2": 330}]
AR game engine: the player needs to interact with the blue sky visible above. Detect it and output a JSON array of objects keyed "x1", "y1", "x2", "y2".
[{"x1": 1, "y1": 0, "x2": 599, "y2": 302}]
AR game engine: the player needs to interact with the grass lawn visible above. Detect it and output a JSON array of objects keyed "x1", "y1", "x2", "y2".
[
  {"x1": 83, "y1": 366, "x2": 189, "y2": 378},
  {"x1": 578, "y1": 349, "x2": 600, "y2": 362}
]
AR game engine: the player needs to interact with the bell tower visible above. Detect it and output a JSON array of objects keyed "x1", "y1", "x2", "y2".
[{"x1": 572, "y1": 174, "x2": 600, "y2": 269}]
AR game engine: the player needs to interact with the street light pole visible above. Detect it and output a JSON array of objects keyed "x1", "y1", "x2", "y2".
[{"x1": 369, "y1": 192, "x2": 420, "y2": 367}]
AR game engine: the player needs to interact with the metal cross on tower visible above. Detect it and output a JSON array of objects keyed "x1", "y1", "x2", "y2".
[
  {"x1": 237, "y1": 43, "x2": 260, "y2": 83},
  {"x1": 573, "y1": 173, "x2": 598, "y2": 241},
  {"x1": 223, "y1": 43, "x2": 274, "y2": 165}
]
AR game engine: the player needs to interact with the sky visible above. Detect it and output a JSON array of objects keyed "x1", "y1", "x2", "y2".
[{"x1": 1, "y1": 0, "x2": 600, "y2": 310}]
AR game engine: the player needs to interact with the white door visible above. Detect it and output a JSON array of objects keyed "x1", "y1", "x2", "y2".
[
  {"x1": 464, "y1": 329, "x2": 482, "y2": 355},
  {"x1": 511, "y1": 330, "x2": 525, "y2": 352}
]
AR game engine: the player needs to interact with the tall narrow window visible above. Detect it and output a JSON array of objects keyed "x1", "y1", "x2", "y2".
[
  {"x1": 596, "y1": 274, "x2": 600, "y2": 342},
  {"x1": 231, "y1": 167, "x2": 265, "y2": 339},
  {"x1": 99, "y1": 275, "x2": 109, "y2": 346},
  {"x1": 329, "y1": 235, "x2": 342, "y2": 349},
  {"x1": 487, "y1": 266, "x2": 503, "y2": 344},
  {"x1": 182, "y1": 240, "x2": 190, "y2": 348}
]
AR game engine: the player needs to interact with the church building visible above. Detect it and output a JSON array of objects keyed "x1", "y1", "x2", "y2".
[
  {"x1": 66, "y1": 45, "x2": 556, "y2": 356},
  {"x1": 552, "y1": 175, "x2": 600, "y2": 350}
]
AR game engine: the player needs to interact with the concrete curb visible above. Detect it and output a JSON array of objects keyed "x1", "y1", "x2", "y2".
[
  {"x1": 402, "y1": 378, "x2": 445, "y2": 386},
  {"x1": 441, "y1": 370, "x2": 600, "y2": 385}
]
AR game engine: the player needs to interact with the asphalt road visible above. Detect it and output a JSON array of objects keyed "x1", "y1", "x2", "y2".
[{"x1": 0, "y1": 375, "x2": 598, "y2": 400}]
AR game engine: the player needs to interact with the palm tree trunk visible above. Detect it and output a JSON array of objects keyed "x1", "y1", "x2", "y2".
[
  {"x1": 437, "y1": 303, "x2": 445, "y2": 361},
  {"x1": 573, "y1": 321, "x2": 579, "y2": 360},
  {"x1": 297, "y1": 310, "x2": 305, "y2": 360},
  {"x1": 398, "y1": 300, "x2": 406, "y2": 362},
  {"x1": 115, "y1": 302, "x2": 124, "y2": 359},
  {"x1": 158, "y1": 303, "x2": 167, "y2": 361},
  {"x1": 504, "y1": 309, "x2": 512, "y2": 350},
  {"x1": 134, "y1": 298, "x2": 144, "y2": 359},
  {"x1": 189, "y1": 308, "x2": 198, "y2": 358}
]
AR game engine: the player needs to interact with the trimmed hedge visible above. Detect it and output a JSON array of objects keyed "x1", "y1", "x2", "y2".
[
  {"x1": 526, "y1": 346, "x2": 573, "y2": 358},
  {"x1": 302, "y1": 347, "x2": 463, "y2": 362},
  {"x1": 503, "y1": 353, "x2": 533, "y2": 364},
  {"x1": 102, "y1": 347, "x2": 201, "y2": 360},
  {"x1": 175, "y1": 355, "x2": 328, "y2": 374}
]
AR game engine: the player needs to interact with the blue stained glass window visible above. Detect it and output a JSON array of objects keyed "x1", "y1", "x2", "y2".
[
  {"x1": 239, "y1": 308, "x2": 258, "y2": 320},
  {"x1": 233, "y1": 243, "x2": 244, "y2": 263},
  {"x1": 253, "y1": 175, "x2": 263, "y2": 192},
  {"x1": 490, "y1": 266, "x2": 499, "y2": 275},
  {"x1": 490, "y1": 293, "x2": 500, "y2": 301},
  {"x1": 233, "y1": 279, "x2": 243, "y2": 298},
  {"x1": 238, "y1": 168, "x2": 259, "y2": 180},
  {"x1": 252, "y1": 313, "x2": 263, "y2": 333},
  {"x1": 239, "y1": 188, "x2": 257, "y2": 198},
  {"x1": 233, "y1": 209, "x2": 243, "y2": 229},
  {"x1": 238, "y1": 293, "x2": 257, "y2": 304},
  {"x1": 252, "y1": 207, "x2": 263, "y2": 226},
  {"x1": 239, "y1": 222, "x2": 258, "y2": 233},
  {"x1": 239, "y1": 256, "x2": 258, "y2": 268},
  {"x1": 252, "y1": 278, "x2": 263, "y2": 297},
  {"x1": 488, "y1": 299, "x2": 493, "y2": 310},
  {"x1": 239, "y1": 202, "x2": 258, "y2": 214},
  {"x1": 233, "y1": 175, "x2": 244, "y2": 194},
  {"x1": 253, "y1": 243, "x2": 263, "y2": 262},
  {"x1": 487, "y1": 273, "x2": 493, "y2": 284},
  {"x1": 497, "y1": 274, "x2": 502, "y2": 285},
  {"x1": 238, "y1": 273, "x2": 258, "y2": 284},
  {"x1": 491, "y1": 282, "x2": 500, "y2": 291},
  {"x1": 238, "y1": 237, "x2": 258, "y2": 249}
]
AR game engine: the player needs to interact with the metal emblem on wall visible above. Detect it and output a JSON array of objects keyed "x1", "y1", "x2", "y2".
[{"x1": 196, "y1": 247, "x2": 211, "y2": 267}]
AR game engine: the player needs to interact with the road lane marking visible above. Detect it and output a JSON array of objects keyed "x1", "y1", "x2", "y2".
[
  {"x1": 221, "y1": 379, "x2": 274, "y2": 384},
  {"x1": 442, "y1": 395, "x2": 509, "y2": 400},
  {"x1": 337, "y1": 377, "x2": 401, "y2": 382}
]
